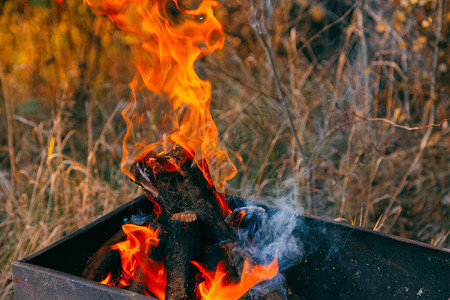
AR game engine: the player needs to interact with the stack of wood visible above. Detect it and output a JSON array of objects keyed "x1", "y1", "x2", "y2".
[{"x1": 83, "y1": 145, "x2": 241, "y2": 299}]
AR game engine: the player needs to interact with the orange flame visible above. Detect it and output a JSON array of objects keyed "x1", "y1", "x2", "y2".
[
  {"x1": 110, "y1": 224, "x2": 166, "y2": 299},
  {"x1": 228, "y1": 211, "x2": 246, "y2": 227},
  {"x1": 192, "y1": 257, "x2": 279, "y2": 300},
  {"x1": 84, "y1": 0, "x2": 236, "y2": 197}
]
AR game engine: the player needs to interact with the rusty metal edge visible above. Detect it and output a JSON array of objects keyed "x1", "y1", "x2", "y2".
[{"x1": 12, "y1": 260, "x2": 155, "y2": 300}]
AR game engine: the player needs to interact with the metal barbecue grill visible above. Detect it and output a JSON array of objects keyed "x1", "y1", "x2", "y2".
[{"x1": 12, "y1": 194, "x2": 450, "y2": 299}]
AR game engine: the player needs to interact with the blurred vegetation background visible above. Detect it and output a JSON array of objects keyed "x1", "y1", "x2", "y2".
[{"x1": 0, "y1": 0, "x2": 449, "y2": 298}]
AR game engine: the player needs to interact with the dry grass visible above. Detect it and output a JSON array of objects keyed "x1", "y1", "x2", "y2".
[
  {"x1": 211, "y1": 0, "x2": 449, "y2": 244},
  {"x1": 0, "y1": 77, "x2": 142, "y2": 298},
  {"x1": 0, "y1": 0, "x2": 449, "y2": 298}
]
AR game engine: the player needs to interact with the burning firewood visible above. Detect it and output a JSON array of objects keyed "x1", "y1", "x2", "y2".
[
  {"x1": 165, "y1": 211, "x2": 200, "y2": 299},
  {"x1": 83, "y1": 220, "x2": 167, "y2": 283},
  {"x1": 130, "y1": 145, "x2": 241, "y2": 299},
  {"x1": 82, "y1": 230, "x2": 126, "y2": 283},
  {"x1": 83, "y1": 145, "x2": 281, "y2": 299},
  {"x1": 131, "y1": 146, "x2": 237, "y2": 241},
  {"x1": 82, "y1": 0, "x2": 281, "y2": 297}
]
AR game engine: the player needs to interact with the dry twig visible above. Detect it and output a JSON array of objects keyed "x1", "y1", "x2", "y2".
[{"x1": 353, "y1": 112, "x2": 448, "y2": 131}]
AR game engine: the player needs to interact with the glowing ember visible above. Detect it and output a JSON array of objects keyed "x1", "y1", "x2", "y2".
[{"x1": 192, "y1": 257, "x2": 279, "y2": 300}]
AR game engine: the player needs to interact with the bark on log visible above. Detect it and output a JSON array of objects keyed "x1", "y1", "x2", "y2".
[{"x1": 165, "y1": 211, "x2": 200, "y2": 300}]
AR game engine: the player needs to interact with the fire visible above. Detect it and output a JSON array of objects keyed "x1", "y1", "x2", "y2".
[
  {"x1": 227, "y1": 211, "x2": 246, "y2": 227},
  {"x1": 101, "y1": 224, "x2": 166, "y2": 299},
  {"x1": 104, "y1": 222, "x2": 279, "y2": 300},
  {"x1": 85, "y1": 1, "x2": 281, "y2": 298},
  {"x1": 84, "y1": 0, "x2": 237, "y2": 199},
  {"x1": 192, "y1": 257, "x2": 279, "y2": 300}
]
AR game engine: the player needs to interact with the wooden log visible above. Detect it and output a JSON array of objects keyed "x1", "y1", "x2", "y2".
[
  {"x1": 128, "y1": 267, "x2": 149, "y2": 294},
  {"x1": 130, "y1": 145, "x2": 238, "y2": 245},
  {"x1": 130, "y1": 145, "x2": 242, "y2": 294},
  {"x1": 193, "y1": 198, "x2": 237, "y2": 243},
  {"x1": 200, "y1": 242, "x2": 240, "y2": 282},
  {"x1": 130, "y1": 145, "x2": 216, "y2": 215},
  {"x1": 165, "y1": 211, "x2": 200, "y2": 300},
  {"x1": 82, "y1": 229, "x2": 126, "y2": 282}
]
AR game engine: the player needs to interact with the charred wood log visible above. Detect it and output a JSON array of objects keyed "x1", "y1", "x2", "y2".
[
  {"x1": 82, "y1": 229, "x2": 126, "y2": 282},
  {"x1": 130, "y1": 146, "x2": 237, "y2": 243},
  {"x1": 130, "y1": 145, "x2": 220, "y2": 215},
  {"x1": 200, "y1": 242, "x2": 240, "y2": 282}
]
